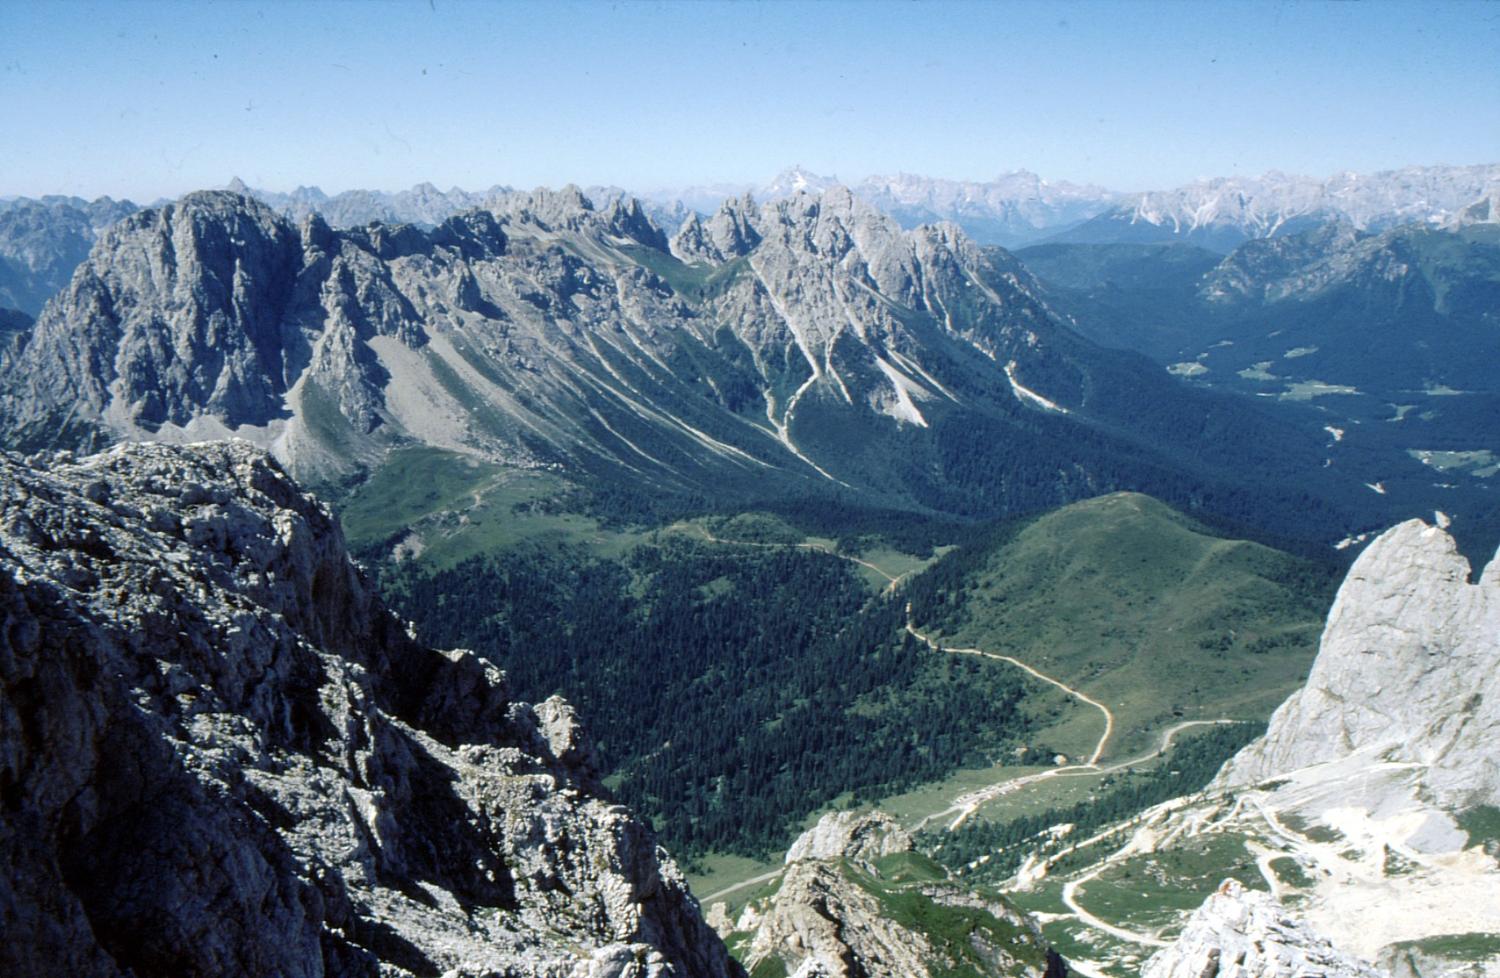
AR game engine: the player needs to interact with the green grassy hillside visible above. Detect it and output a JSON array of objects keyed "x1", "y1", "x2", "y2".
[
  {"x1": 907, "y1": 492, "x2": 1340, "y2": 759},
  {"x1": 347, "y1": 475, "x2": 1339, "y2": 880}
]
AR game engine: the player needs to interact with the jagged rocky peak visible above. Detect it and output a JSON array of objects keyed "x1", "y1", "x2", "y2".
[
  {"x1": 488, "y1": 185, "x2": 669, "y2": 250},
  {"x1": 732, "y1": 185, "x2": 1047, "y2": 338},
  {"x1": 597, "y1": 194, "x2": 671, "y2": 250},
  {"x1": 670, "y1": 193, "x2": 763, "y2": 264},
  {"x1": 673, "y1": 184, "x2": 916, "y2": 270},
  {"x1": 0, "y1": 180, "x2": 762, "y2": 484},
  {"x1": 1200, "y1": 220, "x2": 1368, "y2": 302},
  {"x1": 1446, "y1": 189, "x2": 1500, "y2": 228},
  {"x1": 783, "y1": 810, "x2": 914, "y2": 867},
  {"x1": 763, "y1": 165, "x2": 842, "y2": 198},
  {"x1": 1, "y1": 191, "x2": 305, "y2": 442},
  {"x1": 731, "y1": 810, "x2": 1062, "y2": 978},
  {"x1": 783, "y1": 187, "x2": 919, "y2": 287},
  {"x1": 0, "y1": 441, "x2": 739, "y2": 978},
  {"x1": 669, "y1": 181, "x2": 1074, "y2": 434},
  {"x1": 490, "y1": 183, "x2": 600, "y2": 232},
  {"x1": 0, "y1": 186, "x2": 435, "y2": 459},
  {"x1": 1219, "y1": 517, "x2": 1500, "y2": 810},
  {"x1": 678, "y1": 185, "x2": 922, "y2": 299},
  {"x1": 1142, "y1": 879, "x2": 1384, "y2": 978}
]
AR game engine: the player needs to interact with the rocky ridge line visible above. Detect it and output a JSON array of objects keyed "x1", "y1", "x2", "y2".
[
  {"x1": 1141, "y1": 879, "x2": 1384, "y2": 978},
  {"x1": 725, "y1": 811, "x2": 1062, "y2": 978},
  {"x1": 0, "y1": 441, "x2": 738, "y2": 978}
]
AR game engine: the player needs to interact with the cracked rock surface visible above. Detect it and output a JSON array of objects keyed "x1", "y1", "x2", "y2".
[
  {"x1": 734, "y1": 811, "x2": 1061, "y2": 978},
  {"x1": 0, "y1": 441, "x2": 738, "y2": 978},
  {"x1": 1142, "y1": 879, "x2": 1383, "y2": 978}
]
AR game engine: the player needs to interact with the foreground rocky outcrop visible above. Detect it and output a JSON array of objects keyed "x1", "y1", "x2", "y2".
[
  {"x1": 0, "y1": 441, "x2": 739, "y2": 978},
  {"x1": 1219, "y1": 517, "x2": 1500, "y2": 809},
  {"x1": 720, "y1": 811, "x2": 1062, "y2": 978},
  {"x1": 1141, "y1": 879, "x2": 1383, "y2": 978}
]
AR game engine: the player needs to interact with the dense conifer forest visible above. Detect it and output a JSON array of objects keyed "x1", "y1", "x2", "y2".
[{"x1": 383, "y1": 539, "x2": 1038, "y2": 857}]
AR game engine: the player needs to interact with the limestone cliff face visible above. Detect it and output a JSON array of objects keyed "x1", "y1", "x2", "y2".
[
  {"x1": 0, "y1": 442, "x2": 739, "y2": 978},
  {"x1": 730, "y1": 812, "x2": 1062, "y2": 978},
  {"x1": 781, "y1": 810, "x2": 918, "y2": 866},
  {"x1": 1, "y1": 186, "x2": 1069, "y2": 472},
  {"x1": 1142, "y1": 880, "x2": 1383, "y2": 978},
  {"x1": 672, "y1": 187, "x2": 1066, "y2": 407},
  {"x1": 1218, "y1": 518, "x2": 1500, "y2": 809},
  {"x1": 0, "y1": 185, "x2": 1307, "y2": 524},
  {"x1": 0, "y1": 190, "x2": 726, "y2": 481}
]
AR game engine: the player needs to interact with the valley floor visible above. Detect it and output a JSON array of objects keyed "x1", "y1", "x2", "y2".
[{"x1": 680, "y1": 528, "x2": 1254, "y2": 959}]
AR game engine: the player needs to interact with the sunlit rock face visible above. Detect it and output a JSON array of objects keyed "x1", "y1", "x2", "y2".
[
  {"x1": 1219, "y1": 517, "x2": 1500, "y2": 810},
  {"x1": 1142, "y1": 879, "x2": 1384, "y2": 978}
]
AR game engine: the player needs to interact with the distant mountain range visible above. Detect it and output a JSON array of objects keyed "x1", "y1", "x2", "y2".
[
  {"x1": 1021, "y1": 219, "x2": 1500, "y2": 392},
  {"x1": 3, "y1": 162, "x2": 1494, "y2": 321},
  {"x1": 1050, "y1": 163, "x2": 1500, "y2": 252},
  {"x1": 636, "y1": 166, "x2": 1120, "y2": 247},
  {"x1": 0, "y1": 194, "x2": 140, "y2": 315},
  {"x1": 640, "y1": 162, "x2": 1499, "y2": 251},
  {"x1": 0, "y1": 185, "x2": 1389, "y2": 542},
  {"x1": 1016, "y1": 219, "x2": 1500, "y2": 550}
]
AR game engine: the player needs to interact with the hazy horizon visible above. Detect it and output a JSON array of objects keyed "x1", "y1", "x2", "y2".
[
  {"x1": 3, "y1": 0, "x2": 1498, "y2": 201},
  {"x1": 11, "y1": 158, "x2": 1500, "y2": 209}
]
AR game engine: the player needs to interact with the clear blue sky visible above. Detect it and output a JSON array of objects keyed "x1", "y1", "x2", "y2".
[{"x1": 3, "y1": 0, "x2": 1497, "y2": 200}]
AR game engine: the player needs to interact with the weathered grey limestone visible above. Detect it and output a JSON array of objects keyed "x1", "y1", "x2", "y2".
[
  {"x1": 735, "y1": 811, "x2": 1060, "y2": 978},
  {"x1": 1219, "y1": 518, "x2": 1500, "y2": 810},
  {"x1": 0, "y1": 441, "x2": 739, "y2": 978},
  {"x1": 1142, "y1": 880, "x2": 1384, "y2": 978}
]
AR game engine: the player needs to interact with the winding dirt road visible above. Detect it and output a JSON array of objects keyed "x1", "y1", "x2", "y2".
[
  {"x1": 905, "y1": 614, "x2": 1116, "y2": 765},
  {"x1": 702, "y1": 868, "x2": 784, "y2": 905},
  {"x1": 684, "y1": 523, "x2": 1239, "y2": 950}
]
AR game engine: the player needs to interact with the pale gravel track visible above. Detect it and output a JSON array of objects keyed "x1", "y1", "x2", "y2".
[
  {"x1": 681, "y1": 523, "x2": 1238, "y2": 950},
  {"x1": 1062, "y1": 867, "x2": 1171, "y2": 949},
  {"x1": 701, "y1": 868, "x2": 784, "y2": 905},
  {"x1": 915, "y1": 718, "x2": 1241, "y2": 833},
  {"x1": 905, "y1": 613, "x2": 1115, "y2": 765}
]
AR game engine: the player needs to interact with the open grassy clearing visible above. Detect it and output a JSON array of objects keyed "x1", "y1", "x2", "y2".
[
  {"x1": 337, "y1": 448, "x2": 651, "y2": 567},
  {"x1": 687, "y1": 852, "x2": 784, "y2": 914},
  {"x1": 1072, "y1": 833, "x2": 1263, "y2": 933},
  {"x1": 1025, "y1": 913, "x2": 1141, "y2": 978},
  {"x1": 666, "y1": 513, "x2": 951, "y2": 592},
  {"x1": 879, "y1": 762, "x2": 1056, "y2": 827},
  {"x1": 908, "y1": 493, "x2": 1334, "y2": 762},
  {"x1": 1386, "y1": 933, "x2": 1500, "y2": 963}
]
